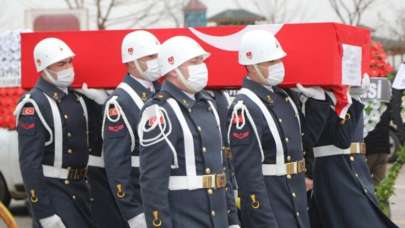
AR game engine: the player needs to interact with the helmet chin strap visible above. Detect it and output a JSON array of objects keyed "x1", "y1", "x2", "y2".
[
  {"x1": 133, "y1": 60, "x2": 148, "y2": 80},
  {"x1": 253, "y1": 64, "x2": 268, "y2": 85},
  {"x1": 175, "y1": 68, "x2": 195, "y2": 93}
]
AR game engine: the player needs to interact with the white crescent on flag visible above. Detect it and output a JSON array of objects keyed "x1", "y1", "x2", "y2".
[{"x1": 189, "y1": 24, "x2": 284, "y2": 52}]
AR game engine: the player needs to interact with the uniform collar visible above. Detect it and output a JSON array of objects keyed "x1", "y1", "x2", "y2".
[
  {"x1": 242, "y1": 77, "x2": 288, "y2": 104},
  {"x1": 123, "y1": 74, "x2": 153, "y2": 101},
  {"x1": 161, "y1": 80, "x2": 212, "y2": 109},
  {"x1": 35, "y1": 77, "x2": 68, "y2": 102}
]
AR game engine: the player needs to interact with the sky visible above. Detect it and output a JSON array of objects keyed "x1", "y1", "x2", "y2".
[{"x1": 0, "y1": 0, "x2": 403, "y2": 38}]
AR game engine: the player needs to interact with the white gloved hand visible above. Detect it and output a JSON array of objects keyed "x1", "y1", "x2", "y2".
[
  {"x1": 128, "y1": 213, "x2": 147, "y2": 228},
  {"x1": 294, "y1": 83, "x2": 325, "y2": 100},
  {"x1": 76, "y1": 83, "x2": 109, "y2": 105},
  {"x1": 39, "y1": 214, "x2": 66, "y2": 228},
  {"x1": 229, "y1": 225, "x2": 241, "y2": 228},
  {"x1": 350, "y1": 73, "x2": 371, "y2": 97}
]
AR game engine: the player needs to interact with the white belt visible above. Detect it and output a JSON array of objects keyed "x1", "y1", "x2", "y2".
[
  {"x1": 168, "y1": 173, "x2": 226, "y2": 191},
  {"x1": 42, "y1": 165, "x2": 70, "y2": 179},
  {"x1": 313, "y1": 143, "x2": 365, "y2": 158},
  {"x1": 88, "y1": 155, "x2": 105, "y2": 168},
  {"x1": 262, "y1": 159, "x2": 306, "y2": 176},
  {"x1": 131, "y1": 156, "x2": 140, "y2": 167}
]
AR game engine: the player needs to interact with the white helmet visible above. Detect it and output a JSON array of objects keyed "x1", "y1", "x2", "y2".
[
  {"x1": 121, "y1": 30, "x2": 160, "y2": 63},
  {"x1": 159, "y1": 36, "x2": 209, "y2": 76},
  {"x1": 33, "y1": 37, "x2": 75, "y2": 72},
  {"x1": 239, "y1": 30, "x2": 286, "y2": 65}
]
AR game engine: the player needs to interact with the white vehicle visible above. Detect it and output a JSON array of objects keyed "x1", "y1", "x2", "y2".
[{"x1": 0, "y1": 128, "x2": 25, "y2": 207}]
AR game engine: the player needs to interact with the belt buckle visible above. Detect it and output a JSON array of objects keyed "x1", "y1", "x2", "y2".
[
  {"x1": 286, "y1": 163, "x2": 296, "y2": 175},
  {"x1": 215, "y1": 173, "x2": 226, "y2": 189},
  {"x1": 223, "y1": 147, "x2": 232, "y2": 159},
  {"x1": 203, "y1": 175, "x2": 214, "y2": 188},
  {"x1": 297, "y1": 160, "x2": 306, "y2": 173}
]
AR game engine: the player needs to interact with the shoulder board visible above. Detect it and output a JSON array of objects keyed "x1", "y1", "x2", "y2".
[{"x1": 153, "y1": 91, "x2": 170, "y2": 102}]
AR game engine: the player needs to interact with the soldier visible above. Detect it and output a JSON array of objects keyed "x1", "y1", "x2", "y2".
[
  {"x1": 205, "y1": 90, "x2": 240, "y2": 226},
  {"x1": 138, "y1": 36, "x2": 240, "y2": 228},
  {"x1": 298, "y1": 75, "x2": 399, "y2": 228},
  {"x1": 227, "y1": 30, "x2": 310, "y2": 228},
  {"x1": 15, "y1": 38, "x2": 97, "y2": 227},
  {"x1": 102, "y1": 30, "x2": 161, "y2": 228}
]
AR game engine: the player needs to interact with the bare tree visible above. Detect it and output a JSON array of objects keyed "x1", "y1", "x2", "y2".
[
  {"x1": 63, "y1": 0, "x2": 169, "y2": 30},
  {"x1": 233, "y1": 0, "x2": 305, "y2": 24},
  {"x1": 162, "y1": 0, "x2": 188, "y2": 27},
  {"x1": 328, "y1": 0, "x2": 377, "y2": 26}
]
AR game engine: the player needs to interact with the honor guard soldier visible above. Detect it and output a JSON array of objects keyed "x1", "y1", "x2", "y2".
[
  {"x1": 227, "y1": 30, "x2": 310, "y2": 228},
  {"x1": 15, "y1": 38, "x2": 96, "y2": 228},
  {"x1": 297, "y1": 75, "x2": 399, "y2": 228},
  {"x1": 206, "y1": 90, "x2": 240, "y2": 226},
  {"x1": 138, "y1": 36, "x2": 240, "y2": 228},
  {"x1": 102, "y1": 30, "x2": 161, "y2": 228}
]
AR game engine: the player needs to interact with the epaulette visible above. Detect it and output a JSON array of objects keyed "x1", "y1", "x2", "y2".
[{"x1": 153, "y1": 91, "x2": 170, "y2": 102}]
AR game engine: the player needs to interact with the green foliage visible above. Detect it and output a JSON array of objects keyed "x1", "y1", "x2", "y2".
[{"x1": 375, "y1": 146, "x2": 405, "y2": 215}]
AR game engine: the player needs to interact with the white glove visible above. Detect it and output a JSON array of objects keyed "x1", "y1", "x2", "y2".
[
  {"x1": 294, "y1": 83, "x2": 326, "y2": 101},
  {"x1": 229, "y1": 225, "x2": 241, "y2": 228},
  {"x1": 76, "y1": 83, "x2": 109, "y2": 105},
  {"x1": 39, "y1": 214, "x2": 66, "y2": 228},
  {"x1": 350, "y1": 73, "x2": 371, "y2": 97},
  {"x1": 128, "y1": 213, "x2": 147, "y2": 228}
]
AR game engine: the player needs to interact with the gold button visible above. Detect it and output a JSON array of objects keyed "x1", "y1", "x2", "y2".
[
  {"x1": 67, "y1": 149, "x2": 73, "y2": 154},
  {"x1": 67, "y1": 132, "x2": 72, "y2": 137},
  {"x1": 350, "y1": 156, "x2": 354, "y2": 161},
  {"x1": 292, "y1": 192, "x2": 296, "y2": 198},
  {"x1": 355, "y1": 173, "x2": 359, "y2": 178},
  {"x1": 197, "y1": 126, "x2": 202, "y2": 132},
  {"x1": 364, "y1": 189, "x2": 368, "y2": 193},
  {"x1": 64, "y1": 114, "x2": 68, "y2": 119},
  {"x1": 278, "y1": 118, "x2": 282, "y2": 123},
  {"x1": 72, "y1": 195, "x2": 76, "y2": 199},
  {"x1": 287, "y1": 155, "x2": 291, "y2": 161},
  {"x1": 64, "y1": 180, "x2": 70, "y2": 185},
  {"x1": 296, "y1": 212, "x2": 300, "y2": 217},
  {"x1": 207, "y1": 189, "x2": 213, "y2": 195},
  {"x1": 301, "y1": 132, "x2": 304, "y2": 136},
  {"x1": 285, "y1": 137, "x2": 289, "y2": 143},
  {"x1": 205, "y1": 168, "x2": 211, "y2": 174},
  {"x1": 208, "y1": 106, "x2": 212, "y2": 111},
  {"x1": 202, "y1": 147, "x2": 207, "y2": 153},
  {"x1": 88, "y1": 148, "x2": 92, "y2": 152},
  {"x1": 287, "y1": 174, "x2": 292, "y2": 179},
  {"x1": 285, "y1": 97, "x2": 289, "y2": 102},
  {"x1": 211, "y1": 210, "x2": 216, "y2": 216},
  {"x1": 188, "y1": 108, "x2": 192, "y2": 113}
]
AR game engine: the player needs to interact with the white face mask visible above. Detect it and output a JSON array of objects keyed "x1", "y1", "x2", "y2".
[
  {"x1": 135, "y1": 59, "x2": 161, "y2": 82},
  {"x1": 254, "y1": 62, "x2": 285, "y2": 86},
  {"x1": 177, "y1": 63, "x2": 208, "y2": 93},
  {"x1": 266, "y1": 62, "x2": 285, "y2": 86},
  {"x1": 45, "y1": 67, "x2": 75, "y2": 88}
]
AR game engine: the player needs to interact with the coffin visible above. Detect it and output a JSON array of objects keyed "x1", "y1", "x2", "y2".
[{"x1": 20, "y1": 23, "x2": 371, "y2": 89}]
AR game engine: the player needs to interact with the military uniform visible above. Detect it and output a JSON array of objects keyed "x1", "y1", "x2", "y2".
[
  {"x1": 304, "y1": 92, "x2": 398, "y2": 228},
  {"x1": 15, "y1": 77, "x2": 95, "y2": 227},
  {"x1": 85, "y1": 98, "x2": 128, "y2": 228},
  {"x1": 102, "y1": 74, "x2": 158, "y2": 225},
  {"x1": 206, "y1": 90, "x2": 240, "y2": 226},
  {"x1": 138, "y1": 81, "x2": 236, "y2": 228},
  {"x1": 227, "y1": 78, "x2": 310, "y2": 228}
]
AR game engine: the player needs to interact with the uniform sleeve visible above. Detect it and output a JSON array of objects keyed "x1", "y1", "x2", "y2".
[
  {"x1": 227, "y1": 104, "x2": 279, "y2": 228},
  {"x1": 17, "y1": 103, "x2": 56, "y2": 219},
  {"x1": 102, "y1": 103, "x2": 143, "y2": 221},
  {"x1": 300, "y1": 97, "x2": 332, "y2": 147},
  {"x1": 138, "y1": 104, "x2": 175, "y2": 228},
  {"x1": 223, "y1": 152, "x2": 240, "y2": 226},
  {"x1": 390, "y1": 89, "x2": 405, "y2": 143}
]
